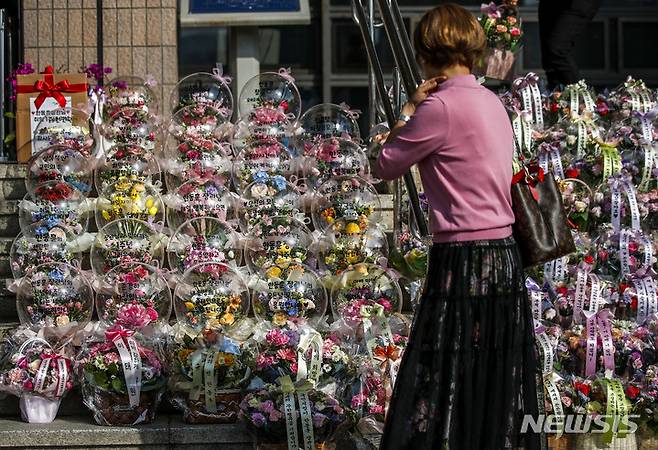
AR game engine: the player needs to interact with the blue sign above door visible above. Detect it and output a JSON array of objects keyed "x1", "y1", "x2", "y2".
[{"x1": 188, "y1": 0, "x2": 302, "y2": 13}]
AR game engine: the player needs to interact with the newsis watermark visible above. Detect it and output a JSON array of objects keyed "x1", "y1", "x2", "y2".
[{"x1": 520, "y1": 414, "x2": 640, "y2": 434}]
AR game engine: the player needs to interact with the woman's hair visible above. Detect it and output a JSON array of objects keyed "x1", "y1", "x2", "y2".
[{"x1": 413, "y1": 3, "x2": 486, "y2": 70}]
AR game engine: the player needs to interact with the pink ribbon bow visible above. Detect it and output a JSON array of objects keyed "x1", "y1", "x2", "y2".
[
  {"x1": 212, "y1": 64, "x2": 232, "y2": 86},
  {"x1": 278, "y1": 67, "x2": 295, "y2": 83},
  {"x1": 105, "y1": 325, "x2": 135, "y2": 342},
  {"x1": 339, "y1": 102, "x2": 362, "y2": 120}
]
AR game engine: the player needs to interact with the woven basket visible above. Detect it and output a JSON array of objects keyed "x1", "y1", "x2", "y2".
[
  {"x1": 183, "y1": 390, "x2": 241, "y2": 424},
  {"x1": 257, "y1": 443, "x2": 327, "y2": 450},
  {"x1": 548, "y1": 434, "x2": 571, "y2": 450},
  {"x1": 637, "y1": 433, "x2": 658, "y2": 450},
  {"x1": 572, "y1": 433, "x2": 638, "y2": 450}
]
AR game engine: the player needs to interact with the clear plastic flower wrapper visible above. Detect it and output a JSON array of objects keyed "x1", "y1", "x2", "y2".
[
  {"x1": 19, "y1": 181, "x2": 89, "y2": 235},
  {"x1": 26, "y1": 145, "x2": 92, "y2": 195},
  {"x1": 318, "y1": 218, "x2": 388, "y2": 276},
  {"x1": 330, "y1": 264, "x2": 403, "y2": 329},
  {"x1": 297, "y1": 103, "x2": 361, "y2": 150},
  {"x1": 100, "y1": 108, "x2": 160, "y2": 153},
  {"x1": 245, "y1": 216, "x2": 313, "y2": 273},
  {"x1": 240, "y1": 385, "x2": 355, "y2": 450},
  {"x1": 80, "y1": 326, "x2": 167, "y2": 426},
  {"x1": 96, "y1": 178, "x2": 164, "y2": 228},
  {"x1": 167, "y1": 217, "x2": 241, "y2": 274},
  {"x1": 168, "y1": 329, "x2": 252, "y2": 424},
  {"x1": 16, "y1": 262, "x2": 93, "y2": 329},
  {"x1": 0, "y1": 337, "x2": 73, "y2": 423},
  {"x1": 11, "y1": 225, "x2": 82, "y2": 279},
  {"x1": 304, "y1": 138, "x2": 370, "y2": 189},
  {"x1": 95, "y1": 144, "x2": 161, "y2": 194},
  {"x1": 312, "y1": 176, "x2": 380, "y2": 232},
  {"x1": 389, "y1": 224, "x2": 428, "y2": 281},
  {"x1": 232, "y1": 141, "x2": 295, "y2": 194},
  {"x1": 170, "y1": 71, "x2": 234, "y2": 119},
  {"x1": 174, "y1": 262, "x2": 250, "y2": 335},
  {"x1": 231, "y1": 118, "x2": 291, "y2": 156},
  {"x1": 103, "y1": 76, "x2": 158, "y2": 120},
  {"x1": 31, "y1": 107, "x2": 96, "y2": 157},
  {"x1": 240, "y1": 177, "x2": 302, "y2": 232},
  {"x1": 238, "y1": 70, "x2": 302, "y2": 121},
  {"x1": 91, "y1": 218, "x2": 164, "y2": 276},
  {"x1": 164, "y1": 110, "x2": 233, "y2": 188},
  {"x1": 95, "y1": 263, "x2": 171, "y2": 331},
  {"x1": 165, "y1": 179, "x2": 237, "y2": 230},
  {"x1": 606, "y1": 77, "x2": 656, "y2": 123},
  {"x1": 251, "y1": 264, "x2": 327, "y2": 328}
]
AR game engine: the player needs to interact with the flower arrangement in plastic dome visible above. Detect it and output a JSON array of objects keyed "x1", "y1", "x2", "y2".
[
  {"x1": 165, "y1": 179, "x2": 236, "y2": 230},
  {"x1": 245, "y1": 216, "x2": 313, "y2": 274},
  {"x1": 313, "y1": 176, "x2": 380, "y2": 231},
  {"x1": 331, "y1": 264, "x2": 402, "y2": 328},
  {"x1": 167, "y1": 217, "x2": 241, "y2": 273},
  {"x1": 170, "y1": 70, "x2": 233, "y2": 119},
  {"x1": 90, "y1": 218, "x2": 165, "y2": 276},
  {"x1": 96, "y1": 178, "x2": 164, "y2": 227},
  {"x1": 95, "y1": 263, "x2": 172, "y2": 331},
  {"x1": 101, "y1": 108, "x2": 160, "y2": 152},
  {"x1": 19, "y1": 181, "x2": 88, "y2": 235},
  {"x1": 240, "y1": 176, "x2": 301, "y2": 231},
  {"x1": 173, "y1": 262, "x2": 249, "y2": 333},
  {"x1": 103, "y1": 76, "x2": 158, "y2": 120},
  {"x1": 251, "y1": 264, "x2": 327, "y2": 327},
  {"x1": 10, "y1": 225, "x2": 81, "y2": 279},
  {"x1": 31, "y1": 107, "x2": 95, "y2": 157},
  {"x1": 26, "y1": 145, "x2": 92, "y2": 195},
  {"x1": 304, "y1": 137, "x2": 370, "y2": 188},
  {"x1": 95, "y1": 144, "x2": 161, "y2": 193},
  {"x1": 16, "y1": 262, "x2": 93, "y2": 329}
]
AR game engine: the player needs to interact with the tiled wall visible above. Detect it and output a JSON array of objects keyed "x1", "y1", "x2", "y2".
[{"x1": 22, "y1": 0, "x2": 178, "y2": 108}]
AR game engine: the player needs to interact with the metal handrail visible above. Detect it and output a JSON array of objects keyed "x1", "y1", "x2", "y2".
[{"x1": 351, "y1": 0, "x2": 429, "y2": 237}]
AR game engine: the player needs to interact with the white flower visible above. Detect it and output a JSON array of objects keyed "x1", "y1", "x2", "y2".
[
  {"x1": 574, "y1": 201, "x2": 587, "y2": 212},
  {"x1": 591, "y1": 206, "x2": 602, "y2": 218},
  {"x1": 566, "y1": 135, "x2": 577, "y2": 146},
  {"x1": 593, "y1": 192, "x2": 604, "y2": 203}
]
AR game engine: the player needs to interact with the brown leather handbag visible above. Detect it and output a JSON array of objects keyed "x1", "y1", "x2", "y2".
[{"x1": 511, "y1": 165, "x2": 575, "y2": 268}]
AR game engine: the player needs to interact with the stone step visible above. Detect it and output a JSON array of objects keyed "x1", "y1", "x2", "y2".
[
  {"x1": 0, "y1": 237, "x2": 14, "y2": 255},
  {"x1": 0, "y1": 415, "x2": 253, "y2": 449},
  {"x1": 0, "y1": 178, "x2": 27, "y2": 201},
  {"x1": 0, "y1": 164, "x2": 27, "y2": 179},
  {"x1": 0, "y1": 295, "x2": 17, "y2": 321}
]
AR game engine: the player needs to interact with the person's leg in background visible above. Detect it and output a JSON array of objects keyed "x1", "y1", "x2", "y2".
[{"x1": 539, "y1": 0, "x2": 602, "y2": 90}]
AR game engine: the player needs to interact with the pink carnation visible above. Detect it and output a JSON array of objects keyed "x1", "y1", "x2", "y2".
[{"x1": 116, "y1": 303, "x2": 152, "y2": 329}]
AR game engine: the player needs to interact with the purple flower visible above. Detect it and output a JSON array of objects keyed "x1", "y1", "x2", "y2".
[{"x1": 251, "y1": 412, "x2": 266, "y2": 427}]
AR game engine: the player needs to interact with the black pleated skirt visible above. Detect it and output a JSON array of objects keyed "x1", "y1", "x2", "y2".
[{"x1": 380, "y1": 237, "x2": 545, "y2": 450}]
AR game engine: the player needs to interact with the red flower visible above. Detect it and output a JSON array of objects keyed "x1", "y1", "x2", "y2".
[
  {"x1": 557, "y1": 286, "x2": 568, "y2": 296},
  {"x1": 280, "y1": 101, "x2": 289, "y2": 112},
  {"x1": 575, "y1": 382, "x2": 591, "y2": 397},
  {"x1": 584, "y1": 255, "x2": 595, "y2": 265},
  {"x1": 550, "y1": 103, "x2": 559, "y2": 113},
  {"x1": 565, "y1": 168, "x2": 580, "y2": 179},
  {"x1": 619, "y1": 283, "x2": 630, "y2": 294},
  {"x1": 631, "y1": 296, "x2": 638, "y2": 310},
  {"x1": 626, "y1": 385, "x2": 641, "y2": 400}
]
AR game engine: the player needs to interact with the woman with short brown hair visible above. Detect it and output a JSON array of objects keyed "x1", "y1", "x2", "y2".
[{"x1": 377, "y1": 4, "x2": 542, "y2": 450}]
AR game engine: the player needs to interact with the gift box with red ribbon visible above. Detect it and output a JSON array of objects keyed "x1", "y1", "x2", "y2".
[{"x1": 15, "y1": 66, "x2": 88, "y2": 162}]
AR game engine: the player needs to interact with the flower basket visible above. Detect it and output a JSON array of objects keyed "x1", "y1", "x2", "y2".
[
  {"x1": 476, "y1": 47, "x2": 516, "y2": 81},
  {"x1": 638, "y1": 434, "x2": 658, "y2": 450},
  {"x1": 84, "y1": 385, "x2": 164, "y2": 426},
  {"x1": 548, "y1": 434, "x2": 572, "y2": 450},
  {"x1": 257, "y1": 443, "x2": 327, "y2": 450},
  {"x1": 19, "y1": 393, "x2": 61, "y2": 423},
  {"x1": 573, "y1": 433, "x2": 638, "y2": 450},
  {"x1": 183, "y1": 389, "x2": 242, "y2": 424}
]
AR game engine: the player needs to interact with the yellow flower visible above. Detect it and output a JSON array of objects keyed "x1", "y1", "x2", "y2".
[
  {"x1": 129, "y1": 189, "x2": 139, "y2": 201},
  {"x1": 115, "y1": 177, "x2": 132, "y2": 191},
  {"x1": 266, "y1": 266, "x2": 282, "y2": 279},
  {"x1": 346, "y1": 249, "x2": 361, "y2": 264},
  {"x1": 204, "y1": 303, "x2": 219, "y2": 319},
  {"x1": 345, "y1": 222, "x2": 361, "y2": 235},
  {"x1": 220, "y1": 313, "x2": 235, "y2": 325},
  {"x1": 326, "y1": 216, "x2": 334, "y2": 224},
  {"x1": 148, "y1": 206, "x2": 159, "y2": 216},
  {"x1": 224, "y1": 354, "x2": 235, "y2": 366},
  {"x1": 206, "y1": 318, "x2": 221, "y2": 329},
  {"x1": 113, "y1": 195, "x2": 126, "y2": 207},
  {"x1": 277, "y1": 243, "x2": 291, "y2": 255},
  {"x1": 272, "y1": 312, "x2": 288, "y2": 326},
  {"x1": 275, "y1": 256, "x2": 289, "y2": 266},
  {"x1": 184, "y1": 302, "x2": 195, "y2": 310},
  {"x1": 145, "y1": 198, "x2": 154, "y2": 209},
  {"x1": 178, "y1": 348, "x2": 193, "y2": 361},
  {"x1": 101, "y1": 210, "x2": 111, "y2": 221},
  {"x1": 131, "y1": 203, "x2": 142, "y2": 214}
]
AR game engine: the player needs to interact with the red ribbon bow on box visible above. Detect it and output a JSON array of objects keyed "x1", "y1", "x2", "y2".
[{"x1": 16, "y1": 65, "x2": 87, "y2": 110}]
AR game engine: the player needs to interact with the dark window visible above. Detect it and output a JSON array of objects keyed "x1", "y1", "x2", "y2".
[
  {"x1": 331, "y1": 87, "x2": 369, "y2": 138},
  {"x1": 178, "y1": 27, "x2": 229, "y2": 77},
  {"x1": 259, "y1": 23, "x2": 322, "y2": 72},
  {"x1": 621, "y1": 22, "x2": 658, "y2": 69}
]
